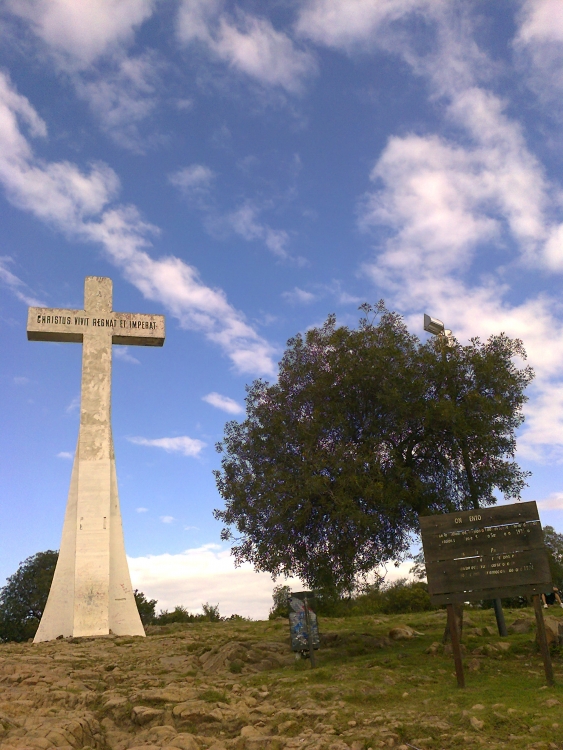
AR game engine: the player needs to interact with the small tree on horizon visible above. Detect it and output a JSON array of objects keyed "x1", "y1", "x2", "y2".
[{"x1": 134, "y1": 589, "x2": 158, "y2": 626}]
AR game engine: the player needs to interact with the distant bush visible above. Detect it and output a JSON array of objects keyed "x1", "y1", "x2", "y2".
[
  {"x1": 154, "y1": 602, "x2": 224, "y2": 624},
  {"x1": 202, "y1": 602, "x2": 221, "y2": 622},
  {"x1": 155, "y1": 605, "x2": 193, "y2": 624},
  {"x1": 379, "y1": 579, "x2": 433, "y2": 614},
  {"x1": 134, "y1": 590, "x2": 157, "y2": 625},
  {"x1": 273, "y1": 578, "x2": 435, "y2": 619}
]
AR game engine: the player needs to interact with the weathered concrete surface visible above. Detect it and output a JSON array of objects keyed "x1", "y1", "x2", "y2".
[{"x1": 28, "y1": 277, "x2": 165, "y2": 642}]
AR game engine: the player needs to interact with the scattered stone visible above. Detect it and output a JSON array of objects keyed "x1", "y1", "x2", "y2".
[
  {"x1": 471, "y1": 704, "x2": 485, "y2": 710},
  {"x1": 538, "y1": 617, "x2": 563, "y2": 647},
  {"x1": 241, "y1": 725, "x2": 265, "y2": 737},
  {"x1": 470, "y1": 717, "x2": 484, "y2": 730},
  {"x1": 131, "y1": 705, "x2": 165, "y2": 725},
  {"x1": 277, "y1": 721, "x2": 297, "y2": 734},
  {"x1": 388, "y1": 626, "x2": 423, "y2": 640},
  {"x1": 509, "y1": 619, "x2": 534, "y2": 634},
  {"x1": 425, "y1": 642, "x2": 441, "y2": 655},
  {"x1": 168, "y1": 734, "x2": 200, "y2": 750},
  {"x1": 544, "y1": 699, "x2": 560, "y2": 708},
  {"x1": 444, "y1": 643, "x2": 466, "y2": 655}
]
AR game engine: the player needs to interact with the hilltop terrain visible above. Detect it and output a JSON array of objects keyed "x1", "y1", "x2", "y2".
[{"x1": 1, "y1": 608, "x2": 562, "y2": 750}]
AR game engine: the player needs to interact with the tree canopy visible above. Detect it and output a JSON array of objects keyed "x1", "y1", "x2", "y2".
[
  {"x1": 134, "y1": 589, "x2": 158, "y2": 626},
  {"x1": 214, "y1": 303, "x2": 534, "y2": 594},
  {"x1": 543, "y1": 526, "x2": 563, "y2": 590},
  {"x1": 0, "y1": 550, "x2": 58, "y2": 642}
]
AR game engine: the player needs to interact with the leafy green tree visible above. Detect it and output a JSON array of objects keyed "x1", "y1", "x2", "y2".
[
  {"x1": 155, "y1": 605, "x2": 192, "y2": 624},
  {"x1": 214, "y1": 303, "x2": 533, "y2": 594},
  {"x1": 201, "y1": 602, "x2": 221, "y2": 621},
  {"x1": 134, "y1": 589, "x2": 157, "y2": 626},
  {"x1": 0, "y1": 550, "x2": 58, "y2": 642},
  {"x1": 269, "y1": 584, "x2": 291, "y2": 619},
  {"x1": 543, "y1": 526, "x2": 563, "y2": 590},
  {"x1": 379, "y1": 578, "x2": 432, "y2": 614}
]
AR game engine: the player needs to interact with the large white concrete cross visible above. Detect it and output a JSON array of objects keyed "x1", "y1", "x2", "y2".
[{"x1": 27, "y1": 276, "x2": 165, "y2": 642}]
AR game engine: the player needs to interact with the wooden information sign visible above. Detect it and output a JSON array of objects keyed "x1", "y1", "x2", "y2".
[{"x1": 419, "y1": 502, "x2": 554, "y2": 687}]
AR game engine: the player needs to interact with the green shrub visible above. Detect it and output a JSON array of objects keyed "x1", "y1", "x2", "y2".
[{"x1": 379, "y1": 579, "x2": 432, "y2": 614}]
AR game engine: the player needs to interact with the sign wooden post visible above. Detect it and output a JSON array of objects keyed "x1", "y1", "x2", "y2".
[
  {"x1": 492, "y1": 598, "x2": 508, "y2": 636},
  {"x1": 304, "y1": 596, "x2": 317, "y2": 668},
  {"x1": 420, "y1": 502, "x2": 553, "y2": 687},
  {"x1": 446, "y1": 603, "x2": 465, "y2": 687},
  {"x1": 532, "y1": 594, "x2": 554, "y2": 686}
]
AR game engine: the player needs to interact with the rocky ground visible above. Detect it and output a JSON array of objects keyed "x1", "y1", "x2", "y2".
[{"x1": 1, "y1": 609, "x2": 563, "y2": 750}]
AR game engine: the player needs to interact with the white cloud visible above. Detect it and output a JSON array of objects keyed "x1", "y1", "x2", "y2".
[
  {"x1": 0, "y1": 257, "x2": 44, "y2": 306},
  {"x1": 3, "y1": 2, "x2": 162, "y2": 151},
  {"x1": 177, "y1": 1, "x2": 316, "y2": 93},
  {"x1": 128, "y1": 435, "x2": 206, "y2": 457},
  {"x1": 5, "y1": 0, "x2": 157, "y2": 70},
  {"x1": 13, "y1": 376, "x2": 30, "y2": 385},
  {"x1": 202, "y1": 391, "x2": 243, "y2": 415},
  {"x1": 127, "y1": 543, "x2": 414, "y2": 619},
  {"x1": 128, "y1": 543, "x2": 303, "y2": 619},
  {"x1": 172, "y1": 178, "x2": 298, "y2": 263},
  {"x1": 361, "y1": 140, "x2": 563, "y2": 461},
  {"x1": 136, "y1": 507, "x2": 148, "y2": 513},
  {"x1": 66, "y1": 395, "x2": 80, "y2": 414},
  {"x1": 74, "y1": 52, "x2": 161, "y2": 151},
  {"x1": 296, "y1": 0, "x2": 441, "y2": 52},
  {"x1": 537, "y1": 492, "x2": 563, "y2": 511},
  {"x1": 169, "y1": 164, "x2": 215, "y2": 196},
  {"x1": 57, "y1": 451, "x2": 73, "y2": 460},
  {"x1": 514, "y1": 1, "x2": 563, "y2": 119},
  {"x1": 360, "y1": 122, "x2": 550, "y2": 283},
  {"x1": 227, "y1": 204, "x2": 290, "y2": 259},
  {"x1": 516, "y1": 0, "x2": 563, "y2": 45},
  {"x1": 320, "y1": 4, "x2": 563, "y2": 465},
  {"x1": 160, "y1": 515, "x2": 175, "y2": 524},
  {"x1": 0, "y1": 72, "x2": 276, "y2": 377},
  {"x1": 282, "y1": 286, "x2": 316, "y2": 305},
  {"x1": 114, "y1": 346, "x2": 140, "y2": 364}
]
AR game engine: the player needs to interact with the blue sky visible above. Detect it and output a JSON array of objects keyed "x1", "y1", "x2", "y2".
[{"x1": 1, "y1": 0, "x2": 563, "y2": 619}]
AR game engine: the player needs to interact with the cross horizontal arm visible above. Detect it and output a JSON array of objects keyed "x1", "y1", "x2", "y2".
[{"x1": 27, "y1": 308, "x2": 165, "y2": 346}]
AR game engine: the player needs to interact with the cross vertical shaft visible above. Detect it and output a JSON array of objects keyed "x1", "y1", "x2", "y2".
[{"x1": 28, "y1": 276, "x2": 165, "y2": 642}]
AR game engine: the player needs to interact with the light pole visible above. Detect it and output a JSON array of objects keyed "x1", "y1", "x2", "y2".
[{"x1": 423, "y1": 313, "x2": 508, "y2": 638}]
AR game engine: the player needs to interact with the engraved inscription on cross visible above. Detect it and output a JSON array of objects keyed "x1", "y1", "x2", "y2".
[{"x1": 27, "y1": 276, "x2": 165, "y2": 460}]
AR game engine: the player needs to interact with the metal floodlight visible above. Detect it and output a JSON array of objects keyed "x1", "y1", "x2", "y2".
[{"x1": 423, "y1": 313, "x2": 445, "y2": 336}]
